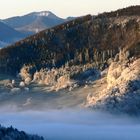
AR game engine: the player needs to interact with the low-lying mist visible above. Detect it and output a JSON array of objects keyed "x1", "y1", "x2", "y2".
[{"x1": 0, "y1": 108, "x2": 140, "y2": 140}]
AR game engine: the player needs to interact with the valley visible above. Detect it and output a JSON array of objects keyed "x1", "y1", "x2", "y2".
[{"x1": 0, "y1": 5, "x2": 139, "y2": 140}]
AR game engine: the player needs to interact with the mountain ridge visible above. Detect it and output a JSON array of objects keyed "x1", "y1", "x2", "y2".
[
  {"x1": 3, "y1": 11, "x2": 75, "y2": 35},
  {"x1": 0, "y1": 11, "x2": 75, "y2": 48},
  {"x1": 0, "y1": 21, "x2": 25, "y2": 44},
  {"x1": 0, "y1": 6, "x2": 139, "y2": 74}
]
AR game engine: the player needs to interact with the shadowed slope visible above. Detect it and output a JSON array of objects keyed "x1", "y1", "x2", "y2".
[{"x1": 0, "y1": 6, "x2": 140, "y2": 74}]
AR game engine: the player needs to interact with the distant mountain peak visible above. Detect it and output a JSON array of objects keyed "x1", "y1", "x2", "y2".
[
  {"x1": 31, "y1": 11, "x2": 59, "y2": 19},
  {"x1": 37, "y1": 11, "x2": 52, "y2": 17},
  {"x1": 3, "y1": 10, "x2": 65, "y2": 36}
]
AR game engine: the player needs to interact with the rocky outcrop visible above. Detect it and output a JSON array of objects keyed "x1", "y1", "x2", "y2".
[{"x1": 0, "y1": 6, "x2": 139, "y2": 74}]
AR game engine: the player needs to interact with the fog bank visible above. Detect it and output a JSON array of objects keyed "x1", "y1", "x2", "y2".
[{"x1": 0, "y1": 109, "x2": 140, "y2": 140}]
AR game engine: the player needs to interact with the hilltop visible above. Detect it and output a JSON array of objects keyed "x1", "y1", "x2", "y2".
[{"x1": 0, "y1": 6, "x2": 139, "y2": 114}]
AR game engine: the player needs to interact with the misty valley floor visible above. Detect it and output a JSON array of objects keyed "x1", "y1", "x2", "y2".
[
  {"x1": 1, "y1": 110, "x2": 140, "y2": 140},
  {"x1": 0, "y1": 74, "x2": 140, "y2": 140},
  {"x1": 0, "y1": 73, "x2": 107, "y2": 110}
]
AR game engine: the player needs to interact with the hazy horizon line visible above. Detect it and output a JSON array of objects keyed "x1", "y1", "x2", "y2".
[{"x1": 1, "y1": 4, "x2": 139, "y2": 20}]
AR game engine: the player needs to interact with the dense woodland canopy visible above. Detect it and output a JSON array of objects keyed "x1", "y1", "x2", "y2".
[{"x1": 0, "y1": 6, "x2": 139, "y2": 74}]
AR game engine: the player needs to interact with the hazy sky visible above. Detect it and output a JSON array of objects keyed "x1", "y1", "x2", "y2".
[{"x1": 0, "y1": 0, "x2": 140, "y2": 19}]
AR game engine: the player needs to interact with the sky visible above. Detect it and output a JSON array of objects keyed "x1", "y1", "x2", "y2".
[{"x1": 0, "y1": 0, "x2": 140, "y2": 19}]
